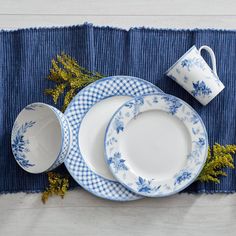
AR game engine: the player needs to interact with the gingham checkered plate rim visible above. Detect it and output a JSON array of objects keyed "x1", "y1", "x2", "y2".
[{"x1": 64, "y1": 75, "x2": 163, "y2": 201}]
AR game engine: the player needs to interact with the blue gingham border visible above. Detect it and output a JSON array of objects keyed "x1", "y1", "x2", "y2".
[{"x1": 64, "y1": 76, "x2": 163, "y2": 201}]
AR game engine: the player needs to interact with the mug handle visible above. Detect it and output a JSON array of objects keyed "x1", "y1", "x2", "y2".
[{"x1": 198, "y1": 45, "x2": 218, "y2": 76}]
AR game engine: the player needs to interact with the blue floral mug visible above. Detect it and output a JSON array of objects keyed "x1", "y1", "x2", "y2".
[{"x1": 166, "y1": 45, "x2": 225, "y2": 105}]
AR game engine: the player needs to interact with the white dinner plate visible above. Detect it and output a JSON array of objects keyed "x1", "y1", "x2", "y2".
[
  {"x1": 64, "y1": 76, "x2": 163, "y2": 200},
  {"x1": 105, "y1": 93, "x2": 208, "y2": 197}
]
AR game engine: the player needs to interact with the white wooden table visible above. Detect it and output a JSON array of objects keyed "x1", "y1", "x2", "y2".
[{"x1": 0, "y1": 1, "x2": 236, "y2": 235}]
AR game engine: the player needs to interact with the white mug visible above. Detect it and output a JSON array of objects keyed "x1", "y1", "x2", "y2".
[{"x1": 166, "y1": 45, "x2": 225, "y2": 105}]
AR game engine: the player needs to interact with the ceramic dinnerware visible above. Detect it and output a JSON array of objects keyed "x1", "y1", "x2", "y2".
[{"x1": 11, "y1": 103, "x2": 71, "y2": 173}]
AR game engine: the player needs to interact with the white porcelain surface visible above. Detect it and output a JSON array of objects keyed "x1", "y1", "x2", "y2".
[
  {"x1": 64, "y1": 75, "x2": 163, "y2": 201},
  {"x1": 119, "y1": 110, "x2": 191, "y2": 180},
  {"x1": 2, "y1": 2, "x2": 235, "y2": 235},
  {"x1": 105, "y1": 94, "x2": 208, "y2": 197},
  {"x1": 11, "y1": 103, "x2": 71, "y2": 173},
  {"x1": 79, "y1": 96, "x2": 131, "y2": 180},
  {"x1": 166, "y1": 45, "x2": 225, "y2": 105}
]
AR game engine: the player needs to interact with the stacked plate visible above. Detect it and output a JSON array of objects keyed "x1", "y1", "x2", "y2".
[
  {"x1": 11, "y1": 75, "x2": 208, "y2": 201},
  {"x1": 64, "y1": 76, "x2": 208, "y2": 201}
]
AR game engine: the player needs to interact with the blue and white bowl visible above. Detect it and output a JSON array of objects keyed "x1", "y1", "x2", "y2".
[{"x1": 11, "y1": 103, "x2": 71, "y2": 174}]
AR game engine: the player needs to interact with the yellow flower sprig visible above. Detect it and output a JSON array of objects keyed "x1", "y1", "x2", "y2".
[
  {"x1": 197, "y1": 143, "x2": 236, "y2": 183},
  {"x1": 43, "y1": 54, "x2": 236, "y2": 200},
  {"x1": 45, "y1": 53, "x2": 104, "y2": 112},
  {"x1": 42, "y1": 172, "x2": 69, "y2": 204}
]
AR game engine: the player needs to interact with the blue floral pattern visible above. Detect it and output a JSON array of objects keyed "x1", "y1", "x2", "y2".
[
  {"x1": 65, "y1": 76, "x2": 163, "y2": 201},
  {"x1": 191, "y1": 81, "x2": 212, "y2": 97},
  {"x1": 181, "y1": 57, "x2": 205, "y2": 72},
  {"x1": 106, "y1": 137, "x2": 118, "y2": 146},
  {"x1": 174, "y1": 170, "x2": 192, "y2": 185},
  {"x1": 12, "y1": 103, "x2": 71, "y2": 173},
  {"x1": 188, "y1": 138, "x2": 206, "y2": 162},
  {"x1": 194, "y1": 138, "x2": 206, "y2": 155},
  {"x1": 12, "y1": 121, "x2": 36, "y2": 168},
  {"x1": 105, "y1": 94, "x2": 208, "y2": 197},
  {"x1": 161, "y1": 95, "x2": 182, "y2": 115},
  {"x1": 136, "y1": 177, "x2": 161, "y2": 193},
  {"x1": 108, "y1": 152, "x2": 128, "y2": 173},
  {"x1": 190, "y1": 113, "x2": 199, "y2": 124},
  {"x1": 166, "y1": 46, "x2": 225, "y2": 105},
  {"x1": 192, "y1": 127, "x2": 200, "y2": 135},
  {"x1": 125, "y1": 97, "x2": 144, "y2": 118},
  {"x1": 113, "y1": 117, "x2": 124, "y2": 134},
  {"x1": 183, "y1": 76, "x2": 188, "y2": 83},
  {"x1": 153, "y1": 96, "x2": 158, "y2": 103},
  {"x1": 196, "y1": 137, "x2": 205, "y2": 147}
]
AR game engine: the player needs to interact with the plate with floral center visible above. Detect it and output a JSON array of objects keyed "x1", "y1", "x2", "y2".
[
  {"x1": 64, "y1": 76, "x2": 163, "y2": 201},
  {"x1": 104, "y1": 93, "x2": 208, "y2": 197}
]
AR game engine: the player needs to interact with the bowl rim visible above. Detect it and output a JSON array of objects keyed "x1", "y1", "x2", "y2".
[{"x1": 11, "y1": 102, "x2": 65, "y2": 174}]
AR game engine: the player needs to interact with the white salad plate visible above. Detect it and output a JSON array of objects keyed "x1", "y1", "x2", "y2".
[
  {"x1": 64, "y1": 76, "x2": 163, "y2": 201},
  {"x1": 105, "y1": 93, "x2": 208, "y2": 197}
]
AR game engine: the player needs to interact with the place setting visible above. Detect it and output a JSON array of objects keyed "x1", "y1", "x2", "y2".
[{"x1": 11, "y1": 44, "x2": 227, "y2": 201}]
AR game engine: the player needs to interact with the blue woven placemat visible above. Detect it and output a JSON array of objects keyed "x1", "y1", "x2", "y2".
[{"x1": 0, "y1": 23, "x2": 235, "y2": 194}]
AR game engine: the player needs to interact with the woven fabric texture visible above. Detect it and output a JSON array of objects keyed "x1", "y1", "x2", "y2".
[{"x1": 0, "y1": 23, "x2": 235, "y2": 193}]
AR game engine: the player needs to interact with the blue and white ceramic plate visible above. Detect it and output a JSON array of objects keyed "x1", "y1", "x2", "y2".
[
  {"x1": 64, "y1": 76, "x2": 163, "y2": 201},
  {"x1": 105, "y1": 94, "x2": 208, "y2": 197}
]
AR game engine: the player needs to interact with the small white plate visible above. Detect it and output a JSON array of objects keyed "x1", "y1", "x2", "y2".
[
  {"x1": 64, "y1": 76, "x2": 163, "y2": 200},
  {"x1": 105, "y1": 94, "x2": 208, "y2": 197}
]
